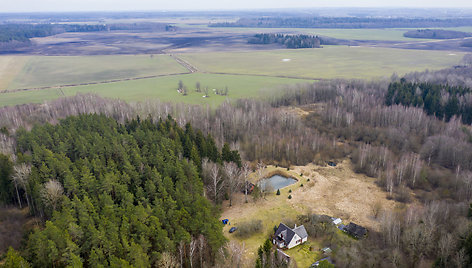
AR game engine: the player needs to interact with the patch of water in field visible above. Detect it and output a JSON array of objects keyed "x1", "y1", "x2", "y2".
[{"x1": 258, "y1": 175, "x2": 297, "y2": 191}]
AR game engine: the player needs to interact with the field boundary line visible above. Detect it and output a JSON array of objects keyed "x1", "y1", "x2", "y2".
[{"x1": 0, "y1": 72, "x2": 192, "y2": 94}]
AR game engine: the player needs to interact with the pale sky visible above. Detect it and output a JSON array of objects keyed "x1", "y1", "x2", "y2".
[{"x1": 2, "y1": 0, "x2": 472, "y2": 12}]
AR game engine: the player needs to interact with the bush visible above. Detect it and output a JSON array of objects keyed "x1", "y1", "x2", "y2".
[
  {"x1": 288, "y1": 195, "x2": 292, "y2": 199},
  {"x1": 289, "y1": 189, "x2": 292, "y2": 193},
  {"x1": 307, "y1": 178, "x2": 310, "y2": 182},
  {"x1": 395, "y1": 185, "x2": 412, "y2": 203},
  {"x1": 276, "y1": 189, "x2": 281, "y2": 195},
  {"x1": 300, "y1": 184, "x2": 304, "y2": 187},
  {"x1": 235, "y1": 220, "x2": 263, "y2": 238}
]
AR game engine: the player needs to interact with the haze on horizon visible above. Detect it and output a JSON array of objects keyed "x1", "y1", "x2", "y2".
[{"x1": 2, "y1": 0, "x2": 472, "y2": 13}]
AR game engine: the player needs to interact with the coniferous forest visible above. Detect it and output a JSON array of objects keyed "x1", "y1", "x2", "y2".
[
  {"x1": 248, "y1": 34, "x2": 324, "y2": 48},
  {"x1": 0, "y1": 114, "x2": 237, "y2": 267},
  {"x1": 385, "y1": 79, "x2": 472, "y2": 124}
]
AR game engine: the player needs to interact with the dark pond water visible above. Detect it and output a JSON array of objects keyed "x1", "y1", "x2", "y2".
[{"x1": 258, "y1": 175, "x2": 297, "y2": 191}]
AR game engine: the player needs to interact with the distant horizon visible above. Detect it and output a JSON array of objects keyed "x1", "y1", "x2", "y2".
[
  {"x1": 3, "y1": 0, "x2": 472, "y2": 13},
  {"x1": 3, "y1": 7, "x2": 472, "y2": 13}
]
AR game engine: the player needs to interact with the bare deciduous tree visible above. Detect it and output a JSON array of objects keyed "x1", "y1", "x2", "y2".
[
  {"x1": 198, "y1": 234, "x2": 205, "y2": 268},
  {"x1": 178, "y1": 241, "x2": 185, "y2": 268},
  {"x1": 189, "y1": 237, "x2": 197, "y2": 268},
  {"x1": 159, "y1": 252, "x2": 178, "y2": 268},
  {"x1": 204, "y1": 162, "x2": 224, "y2": 203},
  {"x1": 42, "y1": 179, "x2": 64, "y2": 211},
  {"x1": 241, "y1": 162, "x2": 251, "y2": 203},
  {"x1": 12, "y1": 164, "x2": 32, "y2": 209},
  {"x1": 224, "y1": 161, "x2": 241, "y2": 207}
]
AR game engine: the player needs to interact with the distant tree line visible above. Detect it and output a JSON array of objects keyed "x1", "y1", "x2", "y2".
[
  {"x1": 248, "y1": 33, "x2": 337, "y2": 48},
  {"x1": 210, "y1": 17, "x2": 472, "y2": 29},
  {"x1": 107, "y1": 22, "x2": 177, "y2": 32},
  {"x1": 403, "y1": 29, "x2": 472, "y2": 39},
  {"x1": 0, "y1": 24, "x2": 107, "y2": 43},
  {"x1": 385, "y1": 79, "x2": 472, "y2": 124}
]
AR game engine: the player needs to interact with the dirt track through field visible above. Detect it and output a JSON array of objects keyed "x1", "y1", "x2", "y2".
[{"x1": 0, "y1": 72, "x2": 191, "y2": 94}]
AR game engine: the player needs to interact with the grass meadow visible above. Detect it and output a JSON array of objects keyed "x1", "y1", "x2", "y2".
[
  {"x1": 3, "y1": 54, "x2": 188, "y2": 90},
  {"x1": 180, "y1": 46, "x2": 464, "y2": 80},
  {"x1": 0, "y1": 73, "x2": 312, "y2": 107},
  {"x1": 0, "y1": 46, "x2": 464, "y2": 107}
]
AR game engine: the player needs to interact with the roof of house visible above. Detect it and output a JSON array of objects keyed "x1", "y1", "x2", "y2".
[
  {"x1": 344, "y1": 222, "x2": 367, "y2": 238},
  {"x1": 275, "y1": 223, "x2": 296, "y2": 244},
  {"x1": 274, "y1": 223, "x2": 308, "y2": 243},
  {"x1": 293, "y1": 225, "x2": 308, "y2": 239}
]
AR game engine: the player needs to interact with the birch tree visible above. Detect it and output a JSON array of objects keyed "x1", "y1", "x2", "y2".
[{"x1": 224, "y1": 161, "x2": 241, "y2": 207}]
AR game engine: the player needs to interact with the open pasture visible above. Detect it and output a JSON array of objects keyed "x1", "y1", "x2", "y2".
[
  {"x1": 180, "y1": 46, "x2": 464, "y2": 80},
  {"x1": 0, "y1": 73, "x2": 312, "y2": 107},
  {"x1": 3, "y1": 54, "x2": 188, "y2": 90}
]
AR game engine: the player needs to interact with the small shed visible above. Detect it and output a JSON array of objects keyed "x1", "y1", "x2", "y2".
[
  {"x1": 321, "y1": 247, "x2": 332, "y2": 255},
  {"x1": 331, "y1": 218, "x2": 342, "y2": 225},
  {"x1": 344, "y1": 222, "x2": 367, "y2": 239}
]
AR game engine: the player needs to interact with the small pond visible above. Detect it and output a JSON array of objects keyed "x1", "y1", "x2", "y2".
[{"x1": 258, "y1": 175, "x2": 297, "y2": 191}]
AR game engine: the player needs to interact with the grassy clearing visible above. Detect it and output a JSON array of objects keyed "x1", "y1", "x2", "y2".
[
  {"x1": 180, "y1": 47, "x2": 464, "y2": 80},
  {"x1": 221, "y1": 160, "x2": 397, "y2": 266},
  {"x1": 284, "y1": 242, "x2": 321, "y2": 268},
  {"x1": 0, "y1": 73, "x2": 312, "y2": 107},
  {"x1": 5, "y1": 54, "x2": 188, "y2": 90}
]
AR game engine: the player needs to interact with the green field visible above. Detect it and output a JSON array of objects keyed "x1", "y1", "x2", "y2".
[
  {"x1": 205, "y1": 25, "x2": 472, "y2": 41},
  {"x1": 0, "y1": 73, "x2": 312, "y2": 107},
  {"x1": 202, "y1": 26, "x2": 435, "y2": 41},
  {"x1": 180, "y1": 47, "x2": 464, "y2": 80},
  {"x1": 301, "y1": 28, "x2": 430, "y2": 41},
  {"x1": 3, "y1": 54, "x2": 188, "y2": 90}
]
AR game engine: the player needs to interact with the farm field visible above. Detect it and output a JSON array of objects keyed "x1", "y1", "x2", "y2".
[
  {"x1": 0, "y1": 56, "x2": 30, "y2": 90},
  {"x1": 208, "y1": 26, "x2": 434, "y2": 41},
  {"x1": 206, "y1": 25, "x2": 472, "y2": 42},
  {"x1": 0, "y1": 73, "x2": 312, "y2": 107},
  {"x1": 221, "y1": 160, "x2": 397, "y2": 265},
  {"x1": 2, "y1": 54, "x2": 188, "y2": 90},
  {"x1": 180, "y1": 46, "x2": 464, "y2": 80}
]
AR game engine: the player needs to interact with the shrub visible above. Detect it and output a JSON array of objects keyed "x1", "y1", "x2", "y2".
[
  {"x1": 288, "y1": 195, "x2": 292, "y2": 199},
  {"x1": 300, "y1": 184, "x2": 304, "y2": 187},
  {"x1": 289, "y1": 189, "x2": 292, "y2": 193},
  {"x1": 307, "y1": 178, "x2": 310, "y2": 182},
  {"x1": 276, "y1": 189, "x2": 281, "y2": 195},
  {"x1": 235, "y1": 219, "x2": 263, "y2": 238}
]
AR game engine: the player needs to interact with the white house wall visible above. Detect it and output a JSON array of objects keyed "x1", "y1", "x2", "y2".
[{"x1": 286, "y1": 234, "x2": 301, "y2": 249}]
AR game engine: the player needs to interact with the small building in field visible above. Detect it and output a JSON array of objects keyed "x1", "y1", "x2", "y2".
[
  {"x1": 273, "y1": 223, "x2": 308, "y2": 249},
  {"x1": 343, "y1": 222, "x2": 367, "y2": 239}
]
